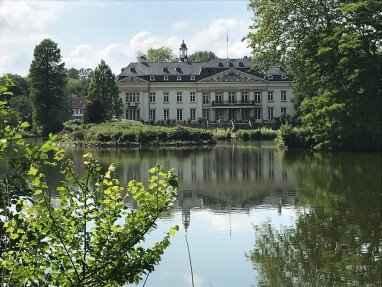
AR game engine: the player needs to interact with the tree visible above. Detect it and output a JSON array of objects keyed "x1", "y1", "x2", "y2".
[
  {"x1": 136, "y1": 47, "x2": 177, "y2": 62},
  {"x1": 0, "y1": 82, "x2": 179, "y2": 286},
  {"x1": 83, "y1": 60, "x2": 122, "y2": 123},
  {"x1": 188, "y1": 51, "x2": 217, "y2": 62},
  {"x1": 29, "y1": 39, "x2": 68, "y2": 135},
  {"x1": 246, "y1": 0, "x2": 382, "y2": 150}
]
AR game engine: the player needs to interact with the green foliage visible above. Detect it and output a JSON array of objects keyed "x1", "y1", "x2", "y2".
[
  {"x1": 29, "y1": 39, "x2": 69, "y2": 135},
  {"x1": 136, "y1": 47, "x2": 177, "y2": 62},
  {"x1": 275, "y1": 124, "x2": 311, "y2": 148},
  {"x1": 84, "y1": 60, "x2": 123, "y2": 123},
  {"x1": 213, "y1": 128, "x2": 232, "y2": 140},
  {"x1": 65, "y1": 68, "x2": 93, "y2": 98},
  {"x1": 235, "y1": 128, "x2": 277, "y2": 141},
  {"x1": 8, "y1": 95, "x2": 33, "y2": 125},
  {"x1": 188, "y1": 51, "x2": 217, "y2": 62},
  {"x1": 61, "y1": 121, "x2": 215, "y2": 145},
  {"x1": 247, "y1": 0, "x2": 382, "y2": 150},
  {"x1": 0, "y1": 83, "x2": 179, "y2": 286}
]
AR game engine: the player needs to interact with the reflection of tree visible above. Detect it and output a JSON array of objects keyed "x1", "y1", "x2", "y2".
[{"x1": 249, "y1": 152, "x2": 382, "y2": 287}]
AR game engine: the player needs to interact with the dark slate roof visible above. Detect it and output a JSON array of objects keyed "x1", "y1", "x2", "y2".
[
  {"x1": 72, "y1": 96, "x2": 85, "y2": 109},
  {"x1": 116, "y1": 58, "x2": 292, "y2": 82}
]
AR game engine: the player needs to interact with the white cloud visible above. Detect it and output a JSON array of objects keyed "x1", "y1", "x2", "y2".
[
  {"x1": 64, "y1": 18, "x2": 252, "y2": 74},
  {"x1": 172, "y1": 21, "x2": 189, "y2": 32},
  {"x1": 0, "y1": 0, "x2": 64, "y2": 75}
]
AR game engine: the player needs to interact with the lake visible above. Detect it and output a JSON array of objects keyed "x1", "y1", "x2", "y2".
[{"x1": 60, "y1": 142, "x2": 381, "y2": 287}]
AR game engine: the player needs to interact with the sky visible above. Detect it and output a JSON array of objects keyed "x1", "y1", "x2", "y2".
[{"x1": 0, "y1": 0, "x2": 253, "y2": 76}]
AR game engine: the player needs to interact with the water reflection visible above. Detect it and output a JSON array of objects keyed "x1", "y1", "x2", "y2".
[
  {"x1": 64, "y1": 143, "x2": 298, "y2": 230},
  {"x1": 249, "y1": 151, "x2": 382, "y2": 287}
]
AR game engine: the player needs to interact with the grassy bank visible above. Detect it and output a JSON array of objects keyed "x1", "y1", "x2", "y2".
[{"x1": 60, "y1": 120, "x2": 216, "y2": 146}]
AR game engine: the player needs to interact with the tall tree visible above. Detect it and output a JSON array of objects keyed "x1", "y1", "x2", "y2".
[
  {"x1": 247, "y1": 0, "x2": 382, "y2": 150},
  {"x1": 29, "y1": 39, "x2": 68, "y2": 135},
  {"x1": 188, "y1": 51, "x2": 217, "y2": 62},
  {"x1": 136, "y1": 47, "x2": 177, "y2": 62},
  {"x1": 83, "y1": 60, "x2": 122, "y2": 123}
]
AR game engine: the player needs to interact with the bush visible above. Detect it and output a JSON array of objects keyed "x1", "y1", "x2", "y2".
[
  {"x1": 276, "y1": 124, "x2": 311, "y2": 148},
  {"x1": 120, "y1": 131, "x2": 136, "y2": 143},
  {"x1": 96, "y1": 132, "x2": 112, "y2": 142},
  {"x1": 213, "y1": 128, "x2": 231, "y2": 140},
  {"x1": 235, "y1": 128, "x2": 277, "y2": 141},
  {"x1": 72, "y1": 130, "x2": 85, "y2": 140}
]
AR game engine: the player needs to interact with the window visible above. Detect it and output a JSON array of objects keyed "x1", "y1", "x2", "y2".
[
  {"x1": 267, "y1": 75, "x2": 273, "y2": 80},
  {"x1": 149, "y1": 109, "x2": 156, "y2": 120},
  {"x1": 176, "y1": 92, "x2": 182, "y2": 103},
  {"x1": 242, "y1": 92, "x2": 248, "y2": 103},
  {"x1": 127, "y1": 110, "x2": 140, "y2": 121},
  {"x1": 254, "y1": 91, "x2": 261, "y2": 103},
  {"x1": 281, "y1": 107, "x2": 287, "y2": 115},
  {"x1": 228, "y1": 109, "x2": 236, "y2": 120},
  {"x1": 164, "y1": 76, "x2": 169, "y2": 81},
  {"x1": 202, "y1": 109, "x2": 210, "y2": 120},
  {"x1": 267, "y1": 91, "x2": 274, "y2": 102},
  {"x1": 190, "y1": 76, "x2": 195, "y2": 80},
  {"x1": 242, "y1": 109, "x2": 250, "y2": 119},
  {"x1": 202, "y1": 92, "x2": 210, "y2": 104},
  {"x1": 228, "y1": 92, "x2": 236, "y2": 104},
  {"x1": 177, "y1": 109, "x2": 183, "y2": 121},
  {"x1": 216, "y1": 109, "x2": 223, "y2": 120},
  {"x1": 268, "y1": 107, "x2": 274, "y2": 120},
  {"x1": 150, "y1": 76, "x2": 155, "y2": 81},
  {"x1": 163, "y1": 92, "x2": 169, "y2": 103},
  {"x1": 164, "y1": 109, "x2": 169, "y2": 120},
  {"x1": 281, "y1": 75, "x2": 287, "y2": 80},
  {"x1": 281, "y1": 90, "x2": 287, "y2": 102},
  {"x1": 255, "y1": 108, "x2": 261, "y2": 120},
  {"x1": 215, "y1": 92, "x2": 223, "y2": 103},
  {"x1": 177, "y1": 76, "x2": 182, "y2": 81},
  {"x1": 127, "y1": 92, "x2": 139, "y2": 103},
  {"x1": 150, "y1": 92, "x2": 156, "y2": 103},
  {"x1": 190, "y1": 92, "x2": 196, "y2": 102},
  {"x1": 190, "y1": 109, "x2": 196, "y2": 121}
]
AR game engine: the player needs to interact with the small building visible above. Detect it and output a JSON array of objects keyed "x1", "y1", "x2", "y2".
[
  {"x1": 72, "y1": 96, "x2": 85, "y2": 119},
  {"x1": 116, "y1": 41, "x2": 293, "y2": 123}
]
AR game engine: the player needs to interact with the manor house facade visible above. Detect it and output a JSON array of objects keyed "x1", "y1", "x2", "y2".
[{"x1": 116, "y1": 41, "x2": 293, "y2": 123}]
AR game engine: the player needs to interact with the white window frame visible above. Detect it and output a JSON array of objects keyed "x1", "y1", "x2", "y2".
[
  {"x1": 202, "y1": 109, "x2": 210, "y2": 120},
  {"x1": 190, "y1": 108, "x2": 196, "y2": 121},
  {"x1": 190, "y1": 92, "x2": 196, "y2": 102},
  {"x1": 149, "y1": 109, "x2": 156, "y2": 120},
  {"x1": 164, "y1": 76, "x2": 169, "y2": 81},
  {"x1": 176, "y1": 92, "x2": 182, "y2": 103},
  {"x1": 268, "y1": 107, "x2": 274, "y2": 120},
  {"x1": 281, "y1": 90, "x2": 287, "y2": 102},
  {"x1": 150, "y1": 92, "x2": 156, "y2": 103},
  {"x1": 163, "y1": 92, "x2": 169, "y2": 103},
  {"x1": 177, "y1": 109, "x2": 183, "y2": 121},
  {"x1": 228, "y1": 92, "x2": 236, "y2": 104},
  {"x1": 242, "y1": 92, "x2": 248, "y2": 103},
  {"x1": 150, "y1": 76, "x2": 155, "y2": 81},
  {"x1": 164, "y1": 109, "x2": 169, "y2": 120},
  {"x1": 202, "y1": 92, "x2": 210, "y2": 104},
  {"x1": 215, "y1": 92, "x2": 223, "y2": 103},
  {"x1": 254, "y1": 91, "x2": 261, "y2": 104},
  {"x1": 255, "y1": 108, "x2": 261, "y2": 119},
  {"x1": 267, "y1": 91, "x2": 274, "y2": 102},
  {"x1": 190, "y1": 76, "x2": 195, "y2": 80},
  {"x1": 281, "y1": 107, "x2": 287, "y2": 115},
  {"x1": 177, "y1": 76, "x2": 182, "y2": 81}
]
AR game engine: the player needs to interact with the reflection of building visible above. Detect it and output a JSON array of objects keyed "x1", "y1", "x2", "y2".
[
  {"x1": 179, "y1": 190, "x2": 204, "y2": 231},
  {"x1": 116, "y1": 41, "x2": 293, "y2": 123}
]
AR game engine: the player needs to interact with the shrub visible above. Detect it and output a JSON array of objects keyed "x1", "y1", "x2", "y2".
[
  {"x1": 120, "y1": 131, "x2": 136, "y2": 143},
  {"x1": 72, "y1": 130, "x2": 85, "y2": 140},
  {"x1": 276, "y1": 124, "x2": 311, "y2": 148},
  {"x1": 213, "y1": 128, "x2": 231, "y2": 140}
]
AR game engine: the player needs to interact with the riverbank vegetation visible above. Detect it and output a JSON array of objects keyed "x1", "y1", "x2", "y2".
[{"x1": 60, "y1": 120, "x2": 215, "y2": 146}]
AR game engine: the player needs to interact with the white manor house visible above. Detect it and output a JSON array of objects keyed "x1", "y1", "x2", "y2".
[{"x1": 116, "y1": 41, "x2": 293, "y2": 124}]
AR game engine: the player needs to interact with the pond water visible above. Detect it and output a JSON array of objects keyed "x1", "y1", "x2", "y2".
[{"x1": 60, "y1": 142, "x2": 381, "y2": 287}]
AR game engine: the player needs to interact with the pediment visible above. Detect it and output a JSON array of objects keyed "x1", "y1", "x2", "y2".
[
  {"x1": 198, "y1": 69, "x2": 264, "y2": 83},
  {"x1": 117, "y1": 76, "x2": 147, "y2": 83}
]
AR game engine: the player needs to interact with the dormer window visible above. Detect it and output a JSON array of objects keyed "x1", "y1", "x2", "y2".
[
  {"x1": 281, "y1": 75, "x2": 287, "y2": 80},
  {"x1": 268, "y1": 75, "x2": 273, "y2": 80},
  {"x1": 177, "y1": 76, "x2": 182, "y2": 81},
  {"x1": 162, "y1": 67, "x2": 168, "y2": 73},
  {"x1": 238, "y1": 62, "x2": 244, "y2": 67},
  {"x1": 164, "y1": 76, "x2": 169, "y2": 81},
  {"x1": 190, "y1": 76, "x2": 195, "y2": 81},
  {"x1": 228, "y1": 62, "x2": 234, "y2": 67},
  {"x1": 217, "y1": 62, "x2": 223, "y2": 67},
  {"x1": 175, "y1": 67, "x2": 181, "y2": 73},
  {"x1": 129, "y1": 67, "x2": 136, "y2": 73},
  {"x1": 150, "y1": 76, "x2": 155, "y2": 81}
]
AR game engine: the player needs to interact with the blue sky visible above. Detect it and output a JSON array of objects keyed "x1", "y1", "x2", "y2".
[{"x1": 0, "y1": 0, "x2": 253, "y2": 76}]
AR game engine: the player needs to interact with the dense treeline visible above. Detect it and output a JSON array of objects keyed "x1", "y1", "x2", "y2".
[{"x1": 247, "y1": 0, "x2": 381, "y2": 150}]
